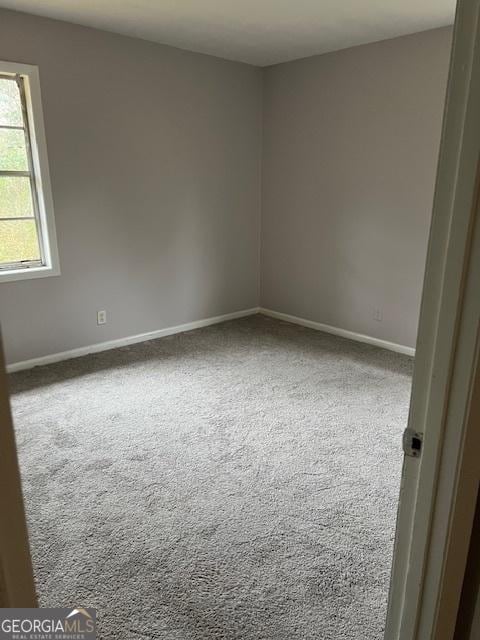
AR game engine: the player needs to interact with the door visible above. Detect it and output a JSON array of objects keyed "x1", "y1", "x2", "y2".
[
  {"x1": 385, "y1": 0, "x2": 480, "y2": 637},
  {"x1": 0, "y1": 330, "x2": 37, "y2": 607}
]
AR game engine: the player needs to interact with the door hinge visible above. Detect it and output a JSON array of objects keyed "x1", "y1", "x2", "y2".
[{"x1": 403, "y1": 428, "x2": 423, "y2": 458}]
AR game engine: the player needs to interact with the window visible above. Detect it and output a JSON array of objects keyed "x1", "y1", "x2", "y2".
[{"x1": 0, "y1": 61, "x2": 59, "y2": 282}]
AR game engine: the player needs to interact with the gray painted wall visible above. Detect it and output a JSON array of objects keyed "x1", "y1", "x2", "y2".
[
  {"x1": 0, "y1": 9, "x2": 262, "y2": 364},
  {"x1": 0, "y1": 12, "x2": 452, "y2": 363},
  {"x1": 261, "y1": 27, "x2": 452, "y2": 349}
]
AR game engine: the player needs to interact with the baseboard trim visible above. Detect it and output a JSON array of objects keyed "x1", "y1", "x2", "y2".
[
  {"x1": 6, "y1": 307, "x2": 260, "y2": 373},
  {"x1": 6, "y1": 306, "x2": 415, "y2": 372},
  {"x1": 259, "y1": 308, "x2": 416, "y2": 357}
]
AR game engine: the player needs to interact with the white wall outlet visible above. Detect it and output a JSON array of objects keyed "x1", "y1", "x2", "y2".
[
  {"x1": 374, "y1": 308, "x2": 383, "y2": 322},
  {"x1": 97, "y1": 310, "x2": 107, "y2": 325}
]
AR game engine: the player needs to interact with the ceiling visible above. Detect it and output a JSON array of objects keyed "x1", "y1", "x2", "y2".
[{"x1": 0, "y1": 0, "x2": 456, "y2": 66}]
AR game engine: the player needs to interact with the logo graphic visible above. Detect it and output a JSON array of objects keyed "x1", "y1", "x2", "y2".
[
  {"x1": 66, "y1": 608, "x2": 93, "y2": 620},
  {"x1": 0, "y1": 607, "x2": 97, "y2": 639}
]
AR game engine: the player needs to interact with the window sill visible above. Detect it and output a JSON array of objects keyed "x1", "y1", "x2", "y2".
[{"x1": 0, "y1": 265, "x2": 60, "y2": 283}]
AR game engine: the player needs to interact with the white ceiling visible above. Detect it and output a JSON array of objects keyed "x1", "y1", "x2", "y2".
[{"x1": 0, "y1": 0, "x2": 455, "y2": 66}]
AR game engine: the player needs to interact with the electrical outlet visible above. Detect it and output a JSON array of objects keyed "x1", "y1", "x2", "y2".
[
  {"x1": 97, "y1": 310, "x2": 107, "y2": 325},
  {"x1": 374, "y1": 308, "x2": 383, "y2": 322}
]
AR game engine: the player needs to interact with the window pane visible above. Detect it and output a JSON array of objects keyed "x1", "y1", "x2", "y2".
[
  {"x1": 0, "y1": 78, "x2": 23, "y2": 127},
  {"x1": 0, "y1": 128, "x2": 28, "y2": 171},
  {"x1": 0, "y1": 219, "x2": 40, "y2": 264},
  {"x1": 0, "y1": 176, "x2": 33, "y2": 218}
]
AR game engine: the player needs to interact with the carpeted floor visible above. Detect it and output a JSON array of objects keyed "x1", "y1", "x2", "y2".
[{"x1": 9, "y1": 315, "x2": 413, "y2": 640}]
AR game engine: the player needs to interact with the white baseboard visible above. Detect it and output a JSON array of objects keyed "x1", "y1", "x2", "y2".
[
  {"x1": 6, "y1": 305, "x2": 415, "y2": 373},
  {"x1": 6, "y1": 307, "x2": 260, "y2": 373},
  {"x1": 259, "y1": 308, "x2": 416, "y2": 357}
]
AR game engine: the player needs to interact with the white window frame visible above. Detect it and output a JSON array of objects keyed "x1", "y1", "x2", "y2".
[{"x1": 0, "y1": 60, "x2": 59, "y2": 283}]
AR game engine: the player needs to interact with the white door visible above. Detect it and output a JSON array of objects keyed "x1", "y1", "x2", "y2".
[{"x1": 385, "y1": 0, "x2": 480, "y2": 638}]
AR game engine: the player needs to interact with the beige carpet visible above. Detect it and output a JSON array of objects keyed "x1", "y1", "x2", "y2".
[{"x1": 10, "y1": 315, "x2": 412, "y2": 639}]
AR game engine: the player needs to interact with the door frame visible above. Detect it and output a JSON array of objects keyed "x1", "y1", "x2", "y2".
[
  {"x1": 0, "y1": 333, "x2": 37, "y2": 607},
  {"x1": 385, "y1": 0, "x2": 480, "y2": 637}
]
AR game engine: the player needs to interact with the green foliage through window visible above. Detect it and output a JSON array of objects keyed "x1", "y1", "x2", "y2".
[{"x1": 0, "y1": 74, "x2": 42, "y2": 266}]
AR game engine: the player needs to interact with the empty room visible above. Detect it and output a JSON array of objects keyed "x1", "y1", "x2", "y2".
[{"x1": 0, "y1": 1, "x2": 459, "y2": 639}]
